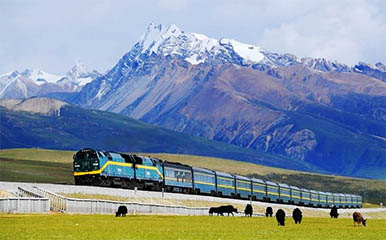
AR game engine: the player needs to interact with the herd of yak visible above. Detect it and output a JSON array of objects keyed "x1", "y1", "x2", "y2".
[
  {"x1": 115, "y1": 204, "x2": 367, "y2": 227},
  {"x1": 208, "y1": 204, "x2": 367, "y2": 227}
]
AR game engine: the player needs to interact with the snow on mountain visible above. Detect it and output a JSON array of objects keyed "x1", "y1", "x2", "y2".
[
  {"x1": 219, "y1": 38, "x2": 264, "y2": 64},
  {"x1": 21, "y1": 69, "x2": 63, "y2": 85},
  {"x1": 57, "y1": 63, "x2": 101, "y2": 90},
  {"x1": 0, "y1": 64, "x2": 100, "y2": 98},
  {"x1": 134, "y1": 23, "x2": 267, "y2": 66},
  {"x1": 132, "y1": 23, "x2": 386, "y2": 79}
]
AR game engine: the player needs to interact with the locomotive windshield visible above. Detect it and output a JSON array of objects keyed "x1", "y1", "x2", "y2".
[{"x1": 73, "y1": 148, "x2": 100, "y2": 172}]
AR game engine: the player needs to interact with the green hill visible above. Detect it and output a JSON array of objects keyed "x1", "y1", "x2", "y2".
[{"x1": 0, "y1": 103, "x2": 317, "y2": 173}]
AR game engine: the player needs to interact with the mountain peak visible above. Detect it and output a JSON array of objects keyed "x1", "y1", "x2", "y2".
[
  {"x1": 56, "y1": 63, "x2": 101, "y2": 89},
  {"x1": 134, "y1": 23, "x2": 267, "y2": 66},
  {"x1": 20, "y1": 69, "x2": 63, "y2": 85}
]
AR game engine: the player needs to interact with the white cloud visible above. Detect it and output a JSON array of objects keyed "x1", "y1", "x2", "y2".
[
  {"x1": 259, "y1": 0, "x2": 386, "y2": 65},
  {"x1": 157, "y1": 0, "x2": 188, "y2": 11}
]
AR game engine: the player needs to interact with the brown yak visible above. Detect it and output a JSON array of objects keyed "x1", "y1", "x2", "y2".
[{"x1": 353, "y1": 212, "x2": 367, "y2": 227}]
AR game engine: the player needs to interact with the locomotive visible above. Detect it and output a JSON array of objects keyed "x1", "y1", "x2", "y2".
[{"x1": 73, "y1": 148, "x2": 362, "y2": 208}]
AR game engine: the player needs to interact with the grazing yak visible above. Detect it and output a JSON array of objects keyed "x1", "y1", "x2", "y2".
[
  {"x1": 353, "y1": 212, "x2": 367, "y2": 227},
  {"x1": 292, "y1": 208, "x2": 302, "y2": 224},
  {"x1": 330, "y1": 206, "x2": 339, "y2": 218},
  {"x1": 218, "y1": 205, "x2": 238, "y2": 216},
  {"x1": 244, "y1": 204, "x2": 253, "y2": 217},
  {"x1": 116, "y1": 205, "x2": 128, "y2": 217},
  {"x1": 276, "y1": 209, "x2": 286, "y2": 226},
  {"x1": 209, "y1": 205, "x2": 238, "y2": 216},
  {"x1": 265, "y1": 206, "x2": 273, "y2": 217}
]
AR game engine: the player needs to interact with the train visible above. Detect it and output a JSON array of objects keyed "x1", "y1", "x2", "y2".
[{"x1": 73, "y1": 148, "x2": 362, "y2": 208}]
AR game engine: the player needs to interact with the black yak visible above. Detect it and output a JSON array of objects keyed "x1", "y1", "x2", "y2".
[
  {"x1": 353, "y1": 212, "x2": 367, "y2": 227},
  {"x1": 244, "y1": 204, "x2": 253, "y2": 217},
  {"x1": 330, "y1": 206, "x2": 339, "y2": 218},
  {"x1": 218, "y1": 205, "x2": 238, "y2": 216},
  {"x1": 276, "y1": 209, "x2": 286, "y2": 226},
  {"x1": 209, "y1": 205, "x2": 237, "y2": 216},
  {"x1": 265, "y1": 206, "x2": 273, "y2": 217},
  {"x1": 115, "y1": 205, "x2": 128, "y2": 217},
  {"x1": 292, "y1": 208, "x2": 302, "y2": 224}
]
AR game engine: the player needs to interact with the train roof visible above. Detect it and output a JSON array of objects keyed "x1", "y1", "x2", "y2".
[
  {"x1": 289, "y1": 186, "x2": 300, "y2": 190},
  {"x1": 192, "y1": 167, "x2": 215, "y2": 175},
  {"x1": 278, "y1": 183, "x2": 290, "y2": 188},
  {"x1": 300, "y1": 188, "x2": 310, "y2": 192},
  {"x1": 235, "y1": 175, "x2": 251, "y2": 181},
  {"x1": 215, "y1": 171, "x2": 234, "y2": 178},
  {"x1": 251, "y1": 178, "x2": 265, "y2": 184},
  {"x1": 310, "y1": 190, "x2": 319, "y2": 194},
  {"x1": 265, "y1": 181, "x2": 278, "y2": 186},
  {"x1": 163, "y1": 161, "x2": 192, "y2": 170}
]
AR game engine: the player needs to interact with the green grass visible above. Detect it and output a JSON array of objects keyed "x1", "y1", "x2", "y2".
[
  {"x1": 0, "y1": 148, "x2": 74, "y2": 163},
  {"x1": 0, "y1": 158, "x2": 73, "y2": 184},
  {"x1": 0, "y1": 215, "x2": 385, "y2": 240}
]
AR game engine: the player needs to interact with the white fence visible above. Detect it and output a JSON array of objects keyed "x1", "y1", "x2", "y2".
[
  {"x1": 33, "y1": 186, "x2": 209, "y2": 215},
  {"x1": 0, "y1": 187, "x2": 50, "y2": 213}
]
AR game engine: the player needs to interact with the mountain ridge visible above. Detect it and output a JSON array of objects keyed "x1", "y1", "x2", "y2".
[{"x1": 0, "y1": 63, "x2": 101, "y2": 99}]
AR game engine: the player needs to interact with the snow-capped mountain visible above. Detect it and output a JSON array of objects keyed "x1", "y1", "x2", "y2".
[
  {"x1": 128, "y1": 23, "x2": 297, "y2": 67},
  {"x1": 115, "y1": 23, "x2": 385, "y2": 80},
  {"x1": 57, "y1": 63, "x2": 101, "y2": 91},
  {"x1": 20, "y1": 69, "x2": 64, "y2": 85},
  {"x1": 0, "y1": 64, "x2": 100, "y2": 99}
]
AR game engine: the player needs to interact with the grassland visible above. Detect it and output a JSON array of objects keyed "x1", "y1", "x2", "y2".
[
  {"x1": 1, "y1": 148, "x2": 385, "y2": 204},
  {"x1": 0, "y1": 214, "x2": 385, "y2": 240}
]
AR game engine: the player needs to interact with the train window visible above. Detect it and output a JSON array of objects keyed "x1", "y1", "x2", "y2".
[{"x1": 165, "y1": 169, "x2": 175, "y2": 178}]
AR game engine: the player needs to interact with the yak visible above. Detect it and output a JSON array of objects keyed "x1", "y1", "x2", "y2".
[
  {"x1": 244, "y1": 204, "x2": 253, "y2": 217},
  {"x1": 292, "y1": 208, "x2": 302, "y2": 224},
  {"x1": 276, "y1": 209, "x2": 286, "y2": 226},
  {"x1": 218, "y1": 205, "x2": 238, "y2": 216},
  {"x1": 116, "y1": 205, "x2": 128, "y2": 217},
  {"x1": 209, "y1": 205, "x2": 237, "y2": 216},
  {"x1": 330, "y1": 206, "x2": 339, "y2": 218},
  {"x1": 353, "y1": 212, "x2": 367, "y2": 227},
  {"x1": 265, "y1": 206, "x2": 273, "y2": 217}
]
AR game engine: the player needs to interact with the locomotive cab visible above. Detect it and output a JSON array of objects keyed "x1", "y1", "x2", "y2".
[
  {"x1": 73, "y1": 148, "x2": 100, "y2": 172},
  {"x1": 73, "y1": 148, "x2": 101, "y2": 185}
]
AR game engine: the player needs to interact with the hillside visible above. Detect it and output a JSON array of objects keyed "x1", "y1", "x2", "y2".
[
  {"x1": 0, "y1": 148, "x2": 384, "y2": 204},
  {"x1": 0, "y1": 98, "x2": 313, "y2": 172}
]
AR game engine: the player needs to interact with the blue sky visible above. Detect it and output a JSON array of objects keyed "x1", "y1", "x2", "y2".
[{"x1": 1, "y1": 0, "x2": 385, "y2": 74}]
